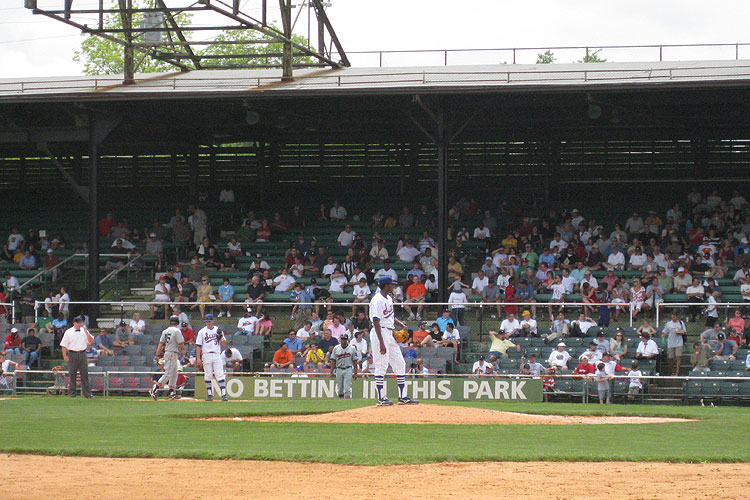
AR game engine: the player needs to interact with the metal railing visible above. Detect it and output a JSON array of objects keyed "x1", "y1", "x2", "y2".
[
  {"x1": 17, "y1": 253, "x2": 83, "y2": 292},
  {"x1": 33, "y1": 299, "x2": 629, "y2": 326},
  {"x1": 656, "y1": 302, "x2": 750, "y2": 329},
  {"x1": 347, "y1": 42, "x2": 750, "y2": 67}
]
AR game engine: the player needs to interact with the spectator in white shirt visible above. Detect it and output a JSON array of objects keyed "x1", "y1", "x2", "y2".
[
  {"x1": 548, "y1": 342, "x2": 572, "y2": 369},
  {"x1": 628, "y1": 246, "x2": 647, "y2": 269},
  {"x1": 499, "y1": 313, "x2": 521, "y2": 337},
  {"x1": 396, "y1": 241, "x2": 421, "y2": 263},
  {"x1": 549, "y1": 234, "x2": 568, "y2": 252},
  {"x1": 337, "y1": 224, "x2": 356, "y2": 248},
  {"x1": 236, "y1": 310, "x2": 259, "y2": 335},
  {"x1": 560, "y1": 269, "x2": 578, "y2": 294},
  {"x1": 329, "y1": 200, "x2": 347, "y2": 220},
  {"x1": 548, "y1": 274, "x2": 566, "y2": 322},
  {"x1": 7, "y1": 228, "x2": 23, "y2": 251},
  {"x1": 129, "y1": 312, "x2": 146, "y2": 336},
  {"x1": 351, "y1": 277, "x2": 371, "y2": 316},
  {"x1": 369, "y1": 240, "x2": 389, "y2": 261},
  {"x1": 606, "y1": 247, "x2": 626, "y2": 270},
  {"x1": 472, "y1": 355, "x2": 492, "y2": 376},
  {"x1": 329, "y1": 269, "x2": 348, "y2": 293},
  {"x1": 471, "y1": 270, "x2": 489, "y2": 295},
  {"x1": 635, "y1": 332, "x2": 659, "y2": 359},
  {"x1": 519, "y1": 310, "x2": 538, "y2": 337},
  {"x1": 273, "y1": 269, "x2": 296, "y2": 293},
  {"x1": 218, "y1": 188, "x2": 235, "y2": 203},
  {"x1": 374, "y1": 261, "x2": 398, "y2": 283},
  {"x1": 580, "y1": 270, "x2": 598, "y2": 291},
  {"x1": 473, "y1": 223, "x2": 491, "y2": 240}
]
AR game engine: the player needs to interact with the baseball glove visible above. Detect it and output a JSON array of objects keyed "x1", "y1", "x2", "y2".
[{"x1": 393, "y1": 328, "x2": 410, "y2": 343}]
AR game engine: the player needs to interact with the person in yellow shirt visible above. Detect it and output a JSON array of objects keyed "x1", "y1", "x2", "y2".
[
  {"x1": 501, "y1": 233, "x2": 518, "y2": 249},
  {"x1": 487, "y1": 330, "x2": 521, "y2": 359},
  {"x1": 303, "y1": 341, "x2": 326, "y2": 371}
]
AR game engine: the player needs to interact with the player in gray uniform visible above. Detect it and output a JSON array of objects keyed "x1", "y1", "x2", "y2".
[
  {"x1": 330, "y1": 334, "x2": 360, "y2": 398},
  {"x1": 150, "y1": 316, "x2": 185, "y2": 401}
]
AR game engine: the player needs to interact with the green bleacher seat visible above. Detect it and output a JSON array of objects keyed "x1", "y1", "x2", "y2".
[{"x1": 719, "y1": 382, "x2": 739, "y2": 395}]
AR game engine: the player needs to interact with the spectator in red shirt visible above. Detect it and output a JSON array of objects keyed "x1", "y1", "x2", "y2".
[
  {"x1": 98, "y1": 212, "x2": 116, "y2": 237},
  {"x1": 573, "y1": 357, "x2": 596, "y2": 379},
  {"x1": 4, "y1": 327, "x2": 23, "y2": 356},
  {"x1": 180, "y1": 322, "x2": 195, "y2": 345}
]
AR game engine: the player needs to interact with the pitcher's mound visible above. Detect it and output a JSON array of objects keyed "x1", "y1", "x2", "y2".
[{"x1": 202, "y1": 404, "x2": 693, "y2": 425}]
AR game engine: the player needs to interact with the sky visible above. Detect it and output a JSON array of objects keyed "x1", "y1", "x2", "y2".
[{"x1": 2, "y1": 1, "x2": 750, "y2": 78}]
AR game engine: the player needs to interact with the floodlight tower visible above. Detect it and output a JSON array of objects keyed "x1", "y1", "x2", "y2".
[{"x1": 24, "y1": 0, "x2": 349, "y2": 84}]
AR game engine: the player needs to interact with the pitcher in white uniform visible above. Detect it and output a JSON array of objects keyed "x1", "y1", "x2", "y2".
[
  {"x1": 195, "y1": 314, "x2": 228, "y2": 401},
  {"x1": 369, "y1": 276, "x2": 418, "y2": 406}
]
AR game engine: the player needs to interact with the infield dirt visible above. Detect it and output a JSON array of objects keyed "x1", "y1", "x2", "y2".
[{"x1": 8, "y1": 454, "x2": 748, "y2": 500}]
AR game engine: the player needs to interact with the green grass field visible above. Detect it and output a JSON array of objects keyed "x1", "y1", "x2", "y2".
[{"x1": 2, "y1": 397, "x2": 749, "y2": 464}]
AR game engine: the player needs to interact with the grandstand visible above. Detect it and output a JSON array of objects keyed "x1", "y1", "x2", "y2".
[{"x1": 1, "y1": 60, "x2": 749, "y2": 403}]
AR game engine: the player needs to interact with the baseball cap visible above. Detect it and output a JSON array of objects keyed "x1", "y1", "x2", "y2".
[
  {"x1": 522, "y1": 310, "x2": 530, "y2": 316},
  {"x1": 256, "y1": 253, "x2": 262, "y2": 258},
  {"x1": 678, "y1": 267, "x2": 686, "y2": 273},
  {"x1": 203, "y1": 314, "x2": 214, "y2": 321},
  {"x1": 47, "y1": 249, "x2": 53, "y2": 253},
  {"x1": 717, "y1": 333, "x2": 726, "y2": 340},
  {"x1": 10, "y1": 327, "x2": 17, "y2": 333},
  {"x1": 181, "y1": 321, "x2": 188, "y2": 326},
  {"x1": 340, "y1": 334, "x2": 349, "y2": 341},
  {"x1": 169, "y1": 316, "x2": 180, "y2": 325},
  {"x1": 557, "y1": 342, "x2": 567, "y2": 347},
  {"x1": 378, "y1": 276, "x2": 396, "y2": 286},
  {"x1": 149, "y1": 232, "x2": 157, "y2": 237},
  {"x1": 478, "y1": 355, "x2": 485, "y2": 360}
]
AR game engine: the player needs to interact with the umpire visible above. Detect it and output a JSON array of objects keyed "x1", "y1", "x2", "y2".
[
  {"x1": 330, "y1": 334, "x2": 360, "y2": 398},
  {"x1": 60, "y1": 316, "x2": 95, "y2": 398}
]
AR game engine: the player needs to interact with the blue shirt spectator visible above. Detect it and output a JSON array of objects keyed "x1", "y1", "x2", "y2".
[
  {"x1": 94, "y1": 333, "x2": 113, "y2": 350},
  {"x1": 52, "y1": 318, "x2": 68, "y2": 330},
  {"x1": 516, "y1": 283, "x2": 535, "y2": 301},
  {"x1": 538, "y1": 252, "x2": 555, "y2": 267},
  {"x1": 436, "y1": 315, "x2": 455, "y2": 332},
  {"x1": 218, "y1": 283, "x2": 234, "y2": 301},
  {"x1": 19, "y1": 253, "x2": 37, "y2": 269},
  {"x1": 283, "y1": 335, "x2": 303, "y2": 352}
]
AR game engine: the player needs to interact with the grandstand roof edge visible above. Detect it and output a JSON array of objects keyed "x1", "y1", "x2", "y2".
[{"x1": 2, "y1": 59, "x2": 750, "y2": 103}]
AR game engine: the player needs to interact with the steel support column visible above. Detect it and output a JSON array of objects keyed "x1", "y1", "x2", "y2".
[
  {"x1": 409, "y1": 97, "x2": 474, "y2": 303},
  {"x1": 88, "y1": 121, "x2": 100, "y2": 320},
  {"x1": 435, "y1": 108, "x2": 449, "y2": 303}
]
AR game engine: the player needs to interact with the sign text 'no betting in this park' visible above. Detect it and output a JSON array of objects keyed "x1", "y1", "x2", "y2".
[{"x1": 196, "y1": 376, "x2": 542, "y2": 402}]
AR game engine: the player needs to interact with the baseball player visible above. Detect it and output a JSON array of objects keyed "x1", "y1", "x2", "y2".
[
  {"x1": 150, "y1": 316, "x2": 185, "y2": 401},
  {"x1": 195, "y1": 313, "x2": 228, "y2": 401},
  {"x1": 330, "y1": 334, "x2": 360, "y2": 398},
  {"x1": 369, "y1": 276, "x2": 418, "y2": 406}
]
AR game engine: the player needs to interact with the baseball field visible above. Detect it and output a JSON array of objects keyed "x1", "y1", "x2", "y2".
[{"x1": 3, "y1": 397, "x2": 750, "y2": 500}]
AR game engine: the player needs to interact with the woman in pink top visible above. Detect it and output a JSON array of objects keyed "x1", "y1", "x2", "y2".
[
  {"x1": 727, "y1": 309, "x2": 745, "y2": 345},
  {"x1": 255, "y1": 312, "x2": 274, "y2": 338}
]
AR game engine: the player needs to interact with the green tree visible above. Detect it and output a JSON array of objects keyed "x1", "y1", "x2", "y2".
[
  {"x1": 200, "y1": 29, "x2": 314, "y2": 67},
  {"x1": 578, "y1": 49, "x2": 607, "y2": 63},
  {"x1": 536, "y1": 50, "x2": 555, "y2": 64},
  {"x1": 73, "y1": 1, "x2": 192, "y2": 75},
  {"x1": 74, "y1": 1, "x2": 313, "y2": 74}
]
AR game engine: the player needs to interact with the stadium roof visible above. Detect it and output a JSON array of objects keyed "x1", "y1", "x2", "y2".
[{"x1": 2, "y1": 59, "x2": 750, "y2": 102}]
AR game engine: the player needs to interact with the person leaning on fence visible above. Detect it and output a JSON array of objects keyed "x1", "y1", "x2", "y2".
[{"x1": 691, "y1": 342, "x2": 712, "y2": 372}]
